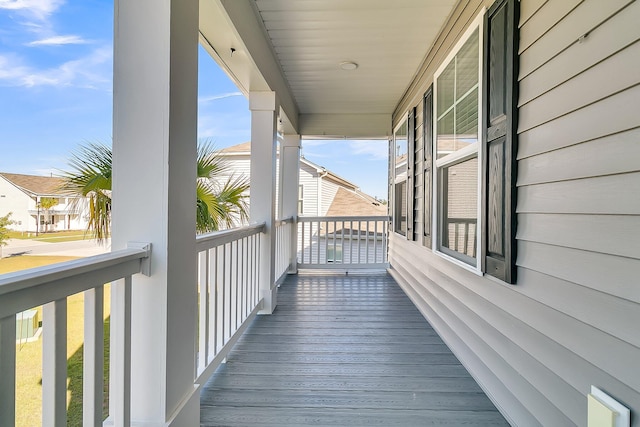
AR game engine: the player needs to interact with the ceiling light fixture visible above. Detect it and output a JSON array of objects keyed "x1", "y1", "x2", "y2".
[{"x1": 339, "y1": 61, "x2": 358, "y2": 71}]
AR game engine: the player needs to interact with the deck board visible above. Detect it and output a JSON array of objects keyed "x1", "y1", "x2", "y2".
[{"x1": 200, "y1": 273, "x2": 508, "y2": 426}]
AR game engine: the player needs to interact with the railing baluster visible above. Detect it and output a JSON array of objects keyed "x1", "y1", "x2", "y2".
[
  {"x1": 341, "y1": 220, "x2": 345, "y2": 263},
  {"x1": 384, "y1": 220, "x2": 388, "y2": 262},
  {"x1": 0, "y1": 315, "x2": 16, "y2": 427},
  {"x1": 217, "y1": 246, "x2": 224, "y2": 353},
  {"x1": 253, "y1": 234, "x2": 262, "y2": 304},
  {"x1": 454, "y1": 223, "x2": 460, "y2": 252},
  {"x1": 209, "y1": 248, "x2": 217, "y2": 359},
  {"x1": 222, "y1": 243, "x2": 228, "y2": 343},
  {"x1": 228, "y1": 242, "x2": 233, "y2": 341},
  {"x1": 314, "y1": 220, "x2": 319, "y2": 265},
  {"x1": 240, "y1": 237, "x2": 245, "y2": 321},
  {"x1": 374, "y1": 221, "x2": 378, "y2": 264},
  {"x1": 42, "y1": 298, "x2": 67, "y2": 427},
  {"x1": 198, "y1": 250, "x2": 209, "y2": 374},
  {"x1": 464, "y1": 223, "x2": 469, "y2": 255},
  {"x1": 234, "y1": 239, "x2": 240, "y2": 331},
  {"x1": 242, "y1": 237, "x2": 251, "y2": 321},
  {"x1": 83, "y1": 286, "x2": 104, "y2": 427},
  {"x1": 247, "y1": 236, "x2": 255, "y2": 311},
  {"x1": 331, "y1": 219, "x2": 336, "y2": 263},
  {"x1": 110, "y1": 277, "x2": 132, "y2": 427},
  {"x1": 318, "y1": 221, "x2": 329, "y2": 264},
  {"x1": 299, "y1": 222, "x2": 304, "y2": 264},
  {"x1": 357, "y1": 220, "x2": 362, "y2": 263},
  {"x1": 349, "y1": 220, "x2": 353, "y2": 264},
  {"x1": 366, "y1": 220, "x2": 370, "y2": 263}
]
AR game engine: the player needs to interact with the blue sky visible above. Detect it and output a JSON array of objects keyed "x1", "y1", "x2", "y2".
[{"x1": 0, "y1": 0, "x2": 388, "y2": 200}]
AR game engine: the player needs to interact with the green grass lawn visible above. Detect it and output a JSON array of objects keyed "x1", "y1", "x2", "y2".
[
  {"x1": 2, "y1": 256, "x2": 110, "y2": 426},
  {"x1": 8, "y1": 229, "x2": 92, "y2": 243}
]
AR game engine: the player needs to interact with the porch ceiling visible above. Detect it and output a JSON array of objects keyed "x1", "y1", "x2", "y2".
[{"x1": 200, "y1": 0, "x2": 457, "y2": 139}]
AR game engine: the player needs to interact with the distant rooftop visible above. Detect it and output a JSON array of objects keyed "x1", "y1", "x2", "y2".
[
  {"x1": 0, "y1": 172, "x2": 66, "y2": 197},
  {"x1": 326, "y1": 187, "x2": 387, "y2": 217}
]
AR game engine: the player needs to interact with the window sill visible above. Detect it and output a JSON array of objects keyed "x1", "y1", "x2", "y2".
[{"x1": 434, "y1": 249, "x2": 482, "y2": 276}]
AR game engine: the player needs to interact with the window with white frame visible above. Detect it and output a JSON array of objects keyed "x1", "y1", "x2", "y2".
[
  {"x1": 434, "y1": 21, "x2": 481, "y2": 267},
  {"x1": 298, "y1": 184, "x2": 304, "y2": 215},
  {"x1": 393, "y1": 118, "x2": 408, "y2": 236}
]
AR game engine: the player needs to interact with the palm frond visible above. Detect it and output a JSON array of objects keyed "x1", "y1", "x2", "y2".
[
  {"x1": 58, "y1": 142, "x2": 112, "y2": 243},
  {"x1": 197, "y1": 140, "x2": 229, "y2": 180},
  {"x1": 196, "y1": 174, "x2": 249, "y2": 233},
  {"x1": 59, "y1": 140, "x2": 250, "y2": 238}
]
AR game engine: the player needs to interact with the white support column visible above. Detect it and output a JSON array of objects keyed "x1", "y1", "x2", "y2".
[
  {"x1": 280, "y1": 134, "x2": 301, "y2": 273},
  {"x1": 42, "y1": 299, "x2": 67, "y2": 427},
  {"x1": 250, "y1": 91, "x2": 279, "y2": 314},
  {"x1": 111, "y1": 0, "x2": 200, "y2": 425}
]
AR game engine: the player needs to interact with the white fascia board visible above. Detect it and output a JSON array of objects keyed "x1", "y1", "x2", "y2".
[{"x1": 300, "y1": 113, "x2": 392, "y2": 139}]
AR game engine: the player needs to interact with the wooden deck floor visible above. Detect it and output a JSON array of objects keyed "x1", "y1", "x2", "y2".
[{"x1": 200, "y1": 272, "x2": 508, "y2": 426}]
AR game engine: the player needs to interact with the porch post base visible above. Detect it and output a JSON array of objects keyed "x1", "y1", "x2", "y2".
[
  {"x1": 103, "y1": 384, "x2": 200, "y2": 427},
  {"x1": 259, "y1": 286, "x2": 278, "y2": 315}
]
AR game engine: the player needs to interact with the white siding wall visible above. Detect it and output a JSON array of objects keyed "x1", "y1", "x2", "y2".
[
  {"x1": 299, "y1": 161, "x2": 318, "y2": 216},
  {"x1": 224, "y1": 154, "x2": 322, "y2": 219},
  {"x1": 390, "y1": 1, "x2": 640, "y2": 426},
  {"x1": 0, "y1": 178, "x2": 34, "y2": 232}
]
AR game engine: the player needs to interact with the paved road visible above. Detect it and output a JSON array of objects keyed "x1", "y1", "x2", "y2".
[{"x1": 1, "y1": 238, "x2": 110, "y2": 258}]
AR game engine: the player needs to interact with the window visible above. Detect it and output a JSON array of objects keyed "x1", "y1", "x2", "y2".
[
  {"x1": 429, "y1": 0, "x2": 518, "y2": 282},
  {"x1": 393, "y1": 118, "x2": 408, "y2": 235},
  {"x1": 298, "y1": 185, "x2": 304, "y2": 215},
  {"x1": 434, "y1": 23, "x2": 481, "y2": 267}
]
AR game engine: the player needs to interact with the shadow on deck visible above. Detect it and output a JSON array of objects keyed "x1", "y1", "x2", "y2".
[{"x1": 200, "y1": 272, "x2": 508, "y2": 426}]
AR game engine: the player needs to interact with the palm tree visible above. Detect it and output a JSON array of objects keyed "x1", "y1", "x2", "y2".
[{"x1": 60, "y1": 141, "x2": 249, "y2": 242}]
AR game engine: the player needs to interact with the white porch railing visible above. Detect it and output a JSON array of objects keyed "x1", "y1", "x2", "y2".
[
  {"x1": 194, "y1": 223, "x2": 265, "y2": 385},
  {"x1": 297, "y1": 216, "x2": 389, "y2": 269},
  {"x1": 275, "y1": 216, "x2": 294, "y2": 282},
  {"x1": 0, "y1": 243, "x2": 151, "y2": 427}
]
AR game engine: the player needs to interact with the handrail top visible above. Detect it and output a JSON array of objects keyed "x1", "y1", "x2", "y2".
[
  {"x1": 196, "y1": 222, "x2": 266, "y2": 251},
  {"x1": 0, "y1": 245, "x2": 149, "y2": 297},
  {"x1": 299, "y1": 215, "x2": 390, "y2": 222},
  {"x1": 275, "y1": 216, "x2": 294, "y2": 225}
]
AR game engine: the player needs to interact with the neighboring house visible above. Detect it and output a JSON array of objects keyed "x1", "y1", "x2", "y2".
[
  {"x1": 0, "y1": 172, "x2": 88, "y2": 233},
  {"x1": 319, "y1": 186, "x2": 388, "y2": 265},
  {"x1": 221, "y1": 142, "x2": 388, "y2": 265},
  {"x1": 220, "y1": 141, "x2": 385, "y2": 218}
]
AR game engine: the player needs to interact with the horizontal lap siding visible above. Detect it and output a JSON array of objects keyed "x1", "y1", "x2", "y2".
[
  {"x1": 299, "y1": 164, "x2": 318, "y2": 216},
  {"x1": 390, "y1": 0, "x2": 640, "y2": 426}
]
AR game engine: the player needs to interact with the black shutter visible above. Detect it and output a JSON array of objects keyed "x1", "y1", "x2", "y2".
[
  {"x1": 482, "y1": 0, "x2": 519, "y2": 283},
  {"x1": 407, "y1": 109, "x2": 415, "y2": 240},
  {"x1": 423, "y1": 87, "x2": 433, "y2": 248}
]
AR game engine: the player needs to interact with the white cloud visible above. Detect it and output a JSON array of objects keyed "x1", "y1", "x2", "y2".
[
  {"x1": 348, "y1": 140, "x2": 388, "y2": 160},
  {"x1": 0, "y1": 46, "x2": 112, "y2": 88},
  {"x1": 198, "y1": 91, "x2": 243, "y2": 103},
  {"x1": 0, "y1": 54, "x2": 30, "y2": 80},
  {"x1": 0, "y1": 0, "x2": 64, "y2": 20},
  {"x1": 28, "y1": 34, "x2": 88, "y2": 46}
]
